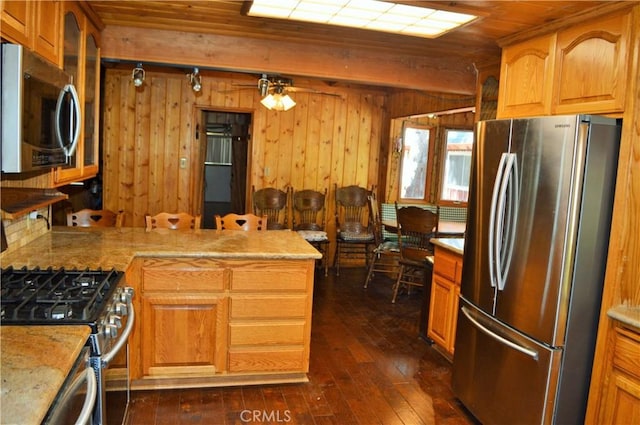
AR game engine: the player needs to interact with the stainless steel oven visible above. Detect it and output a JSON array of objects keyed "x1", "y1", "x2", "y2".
[
  {"x1": 43, "y1": 346, "x2": 97, "y2": 425},
  {"x1": 0, "y1": 267, "x2": 135, "y2": 425}
]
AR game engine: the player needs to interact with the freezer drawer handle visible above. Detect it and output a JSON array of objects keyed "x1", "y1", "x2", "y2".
[{"x1": 461, "y1": 306, "x2": 538, "y2": 360}]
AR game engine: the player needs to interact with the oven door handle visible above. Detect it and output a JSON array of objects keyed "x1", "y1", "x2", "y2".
[
  {"x1": 75, "y1": 368, "x2": 97, "y2": 425},
  {"x1": 101, "y1": 300, "x2": 135, "y2": 367},
  {"x1": 51, "y1": 366, "x2": 97, "y2": 425}
]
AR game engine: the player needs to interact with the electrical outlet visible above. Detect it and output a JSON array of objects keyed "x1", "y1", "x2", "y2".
[{"x1": 29, "y1": 211, "x2": 38, "y2": 219}]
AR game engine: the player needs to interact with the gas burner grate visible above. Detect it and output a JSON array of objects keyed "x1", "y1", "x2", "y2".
[{"x1": 0, "y1": 267, "x2": 123, "y2": 324}]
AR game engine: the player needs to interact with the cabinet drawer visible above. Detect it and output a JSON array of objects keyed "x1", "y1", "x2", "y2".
[
  {"x1": 613, "y1": 327, "x2": 640, "y2": 378},
  {"x1": 231, "y1": 262, "x2": 309, "y2": 291},
  {"x1": 228, "y1": 347, "x2": 306, "y2": 373},
  {"x1": 142, "y1": 259, "x2": 226, "y2": 291},
  {"x1": 229, "y1": 321, "x2": 305, "y2": 346},
  {"x1": 230, "y1": 295, "x2": 307, "y2": 319},
  {"x1": 434, "y1": 252, "x2": 457, "y2": 281}
]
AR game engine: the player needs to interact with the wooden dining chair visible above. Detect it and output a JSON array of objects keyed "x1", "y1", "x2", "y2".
[
  {"x1": 392, "y1": 203, "x2": 438, "y2": 303},
  {"x1": 145, "y1": 212, "x2": 201, "y2": 230},
  {"x1": 333, "y1": 184, "x2": 375, "y2": 276},
  {"x1": 252, "y1": 186, "x2": 289, "y2": 230},
  {"x1": 292, "y1": 188, "x2": 329, "y2": 275},
  {"x1": 364, "y1": 192, "x2": 400, "y2": 289},
  {"x1": 215, "y1": 213, "x2": 268, "y2": 231},
  {"x1": 67, "y1": 209, "x2": 124, "y2": 227}
]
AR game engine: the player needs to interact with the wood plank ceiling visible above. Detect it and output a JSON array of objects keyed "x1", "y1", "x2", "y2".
[{"x1": 88, "y1": 1, "x2": 616, "y2": 93}]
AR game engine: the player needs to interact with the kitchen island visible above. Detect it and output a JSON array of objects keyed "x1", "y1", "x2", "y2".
[{"x1": 1, "y1": 227, "x2": 322, "y2": 390}]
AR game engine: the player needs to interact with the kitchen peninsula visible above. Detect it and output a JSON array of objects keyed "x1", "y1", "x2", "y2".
[{"x1": 0, "y1": 227, "x2": 322, "y2": 389}]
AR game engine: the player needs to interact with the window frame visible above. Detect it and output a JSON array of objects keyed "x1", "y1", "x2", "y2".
[
  {"x1": 397, "y1": 123, "x2": 437, "y2": 204},
  {"x1": 438, "y1": 126, "x2": 474, "y2": 207}
]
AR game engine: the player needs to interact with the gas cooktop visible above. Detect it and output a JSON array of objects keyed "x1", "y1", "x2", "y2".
[{"x1": 0, "y1": 267, "x2": 124, "y2": 325}]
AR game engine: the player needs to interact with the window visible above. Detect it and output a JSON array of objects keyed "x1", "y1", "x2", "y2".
[
  {"x1": 440, "y1": 129, "x2": 473, "y2": 204},
  {"x1": 399, "y1": 125, "x2": 432, "y2": 201}
]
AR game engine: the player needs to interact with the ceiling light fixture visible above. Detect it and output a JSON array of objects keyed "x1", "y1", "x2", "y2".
[
  {"x1": 189, "y1": 67, "x2": 202, "y2": 92},
  {"x1": 246, "y1": 0, "x2": 477, "y2": 39},
  {"x1": 132, "y1": 63, "x2": 145, "y2": 87},
  {"x1": 261, "y1": 86, "x2": 296, "y2": 111}
]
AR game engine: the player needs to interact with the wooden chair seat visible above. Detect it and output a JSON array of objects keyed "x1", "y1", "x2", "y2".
[
  {"x1": 215, "y1": 213, "x2": 267, "y2": 230},
  {"x1": 67, "y1": 209, "x2": 124, "y2": 227},
  {"x1": 364, "y1": 193, "x2": 400, "y2": 291},
  {"x1": 292, "y1": 188, "x2": 329, "y2": 276},
  {"x1": 333, "y1": 184, "x2": 375, "y2": 276},
  {"x1": 145, "y1": 212, "x2": 201, "y2": 230},
  {"x1": 392, "y1": 204, "x2": 438, "y2": 303}
]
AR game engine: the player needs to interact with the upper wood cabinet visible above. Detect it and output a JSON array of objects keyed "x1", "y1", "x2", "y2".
[
  {"x1": 53, "y1": 3, "x2": 100, "y2": 185},
  {"x1": 1, "y1": 0, "x2": 32, "y2": 47},
  {"x1": 553, "y1": 12, "x2": 630, "y2": 115},
  {"x1": 497, "y1": 34, "x2": 556, "y2": 118},
  {"x1": 1, "y1": 0, "x2": 61, "y2": 66},
  {"x1": 497, "y1": 9, "x2": 631, "y2": 118}
]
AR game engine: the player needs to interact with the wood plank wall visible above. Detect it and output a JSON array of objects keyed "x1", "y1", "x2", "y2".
[
  {"x1": 101, "y1": 67, "x2": 475, "y2": 262},
  {"x1": 101, "y1": 68, "x2": 388, "y2": 231}
]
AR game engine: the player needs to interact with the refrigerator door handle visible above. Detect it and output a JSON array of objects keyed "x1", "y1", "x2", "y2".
[
  {"x1": 496, "y1": 154, "x2": 519, "y2": 291},
  {"x1": 461, "y1": 305, "x2": 539, "y2": 360},
  {"x1": 488, "y1": 153, "x2": 509, "y2": 288}
]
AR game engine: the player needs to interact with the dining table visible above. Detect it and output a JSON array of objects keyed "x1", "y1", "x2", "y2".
[{"x1": 381, "y1": 218, "x2": 466, "y2": 237}]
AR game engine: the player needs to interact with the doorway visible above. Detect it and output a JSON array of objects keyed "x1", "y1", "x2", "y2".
[{"x1": 200, "y1": 110, "x2": 251, "y2": 229}]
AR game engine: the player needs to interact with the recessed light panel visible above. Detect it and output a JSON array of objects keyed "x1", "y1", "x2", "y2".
[{"x1": 247, "y1": 0, "x2": 477, "y2": 38}]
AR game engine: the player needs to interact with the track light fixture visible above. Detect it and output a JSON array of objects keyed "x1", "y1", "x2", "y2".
[
  {"x1": 132, "y1": 63, "x2": 145, "y2": 87},
  {"x1": 189, "y1": 67, "x2": 202, "y2": 92},
  {"x1": 258, "y1": 74, "x2": 270, "y2": 97}
]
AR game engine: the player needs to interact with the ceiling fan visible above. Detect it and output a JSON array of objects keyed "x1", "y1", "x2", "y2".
[{"x1": 234, "y1": 74, "x2": 341, "y2": 111}]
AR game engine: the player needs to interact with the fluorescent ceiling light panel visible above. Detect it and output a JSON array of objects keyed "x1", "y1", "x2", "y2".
[{"x1": 247, "y1": 0, "x2": 477, "y2": 38}]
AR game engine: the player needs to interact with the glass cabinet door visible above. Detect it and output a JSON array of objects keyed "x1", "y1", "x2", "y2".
[{"x1": 84, "y1": 33, "x2": 98, "y2": 169}]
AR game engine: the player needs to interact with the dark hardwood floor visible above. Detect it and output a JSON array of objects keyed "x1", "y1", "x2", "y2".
[{"x1": 124, "y1": 267, "x2": 478, "y2": 425}]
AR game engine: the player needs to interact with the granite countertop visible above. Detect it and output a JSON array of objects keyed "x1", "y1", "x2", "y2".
[
  {"x1": 608, "y1": 305, "x2": 640, "y2": 332},
  {"x1": 1, "y1": 325, "x2": 91, "y2": 425},
  {"x1": 431, "y1": 237, "x2": 465, "y2": 255},
  {"x1": 0, "y1": 226, "x2": 322, "y2": 270}
]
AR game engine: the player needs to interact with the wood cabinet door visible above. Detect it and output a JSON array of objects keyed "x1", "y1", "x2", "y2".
[
  {"x1": 141, "y1": 294, "x2": 227, "y2": 378},
  {"x1": 497, "y1": 33, "x2": 556, "y2": 118},
  {"x1": 0, "y1": 0, "x2": 31, "y2": 45},
  {"x1": 553, "y1": 11, "x2": 630, "y2": 115},
  {"x1": 427, "y1": 274, "x2": 455, "y2": 351},
  {"x1": 33, "y1": 0, "x2": 60, "y2": 66}
]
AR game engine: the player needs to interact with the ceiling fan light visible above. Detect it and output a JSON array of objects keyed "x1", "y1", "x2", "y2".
[
  {"x1": 280, "y1": 94, "x2": 296, "y2": 111},
  {"x1": 261, "y1": 94, "x2": 277, "y2": 109}
]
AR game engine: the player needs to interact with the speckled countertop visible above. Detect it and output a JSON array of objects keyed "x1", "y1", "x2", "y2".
[
  {"x1": 1, "y1": 325, "x2": 91, "y2": 425},
  {"x1": 608, "y1": 305, "x2": 640, "y2": 332},
  {"x1": 431, "y1": 237, "x2": 465, "y2": 255},
  {"x1": 0, "y1": 226, "x2": 322, "y2": 270}
]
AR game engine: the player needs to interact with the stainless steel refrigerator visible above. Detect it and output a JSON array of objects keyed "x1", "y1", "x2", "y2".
[{"x1": 452, "y1": 115, "x2": 621, "y2": 425}]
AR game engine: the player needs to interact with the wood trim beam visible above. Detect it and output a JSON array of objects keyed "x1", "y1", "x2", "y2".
[{"x1": 100, "y1": 25, "x2": 476, "y2": 94}]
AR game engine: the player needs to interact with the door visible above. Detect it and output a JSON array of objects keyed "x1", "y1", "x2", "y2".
[
  {"x1": 493, "y1": 116, "x2": 581, "y2": 346},
  {"x1": 460, "y1": 118, "x2": 511, "y2": 316},
  {"x1": 200, "y1": 111, "x2": 251, "y2": 229},
  {"x1": 452, "y1": 299, "x2": 563, "y2": 425}
]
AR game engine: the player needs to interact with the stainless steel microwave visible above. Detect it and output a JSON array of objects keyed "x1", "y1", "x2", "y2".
[{"x1": 1, "y1": 44, "x2": 81, "y2": 173}]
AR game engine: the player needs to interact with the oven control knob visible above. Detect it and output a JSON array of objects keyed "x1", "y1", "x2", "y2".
[
  {"x1": 119, "y1": 287, "x2": 134, "y2": 303},
  {"x1": 104, "y1": 323, "x2": 118, "y2": 338},
  {"x1": 109, "y1": 314, "x2": 122, "y2": 329},
  {"x1": 114, "y1": 302, "x2": 128, "y2": 316}
]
